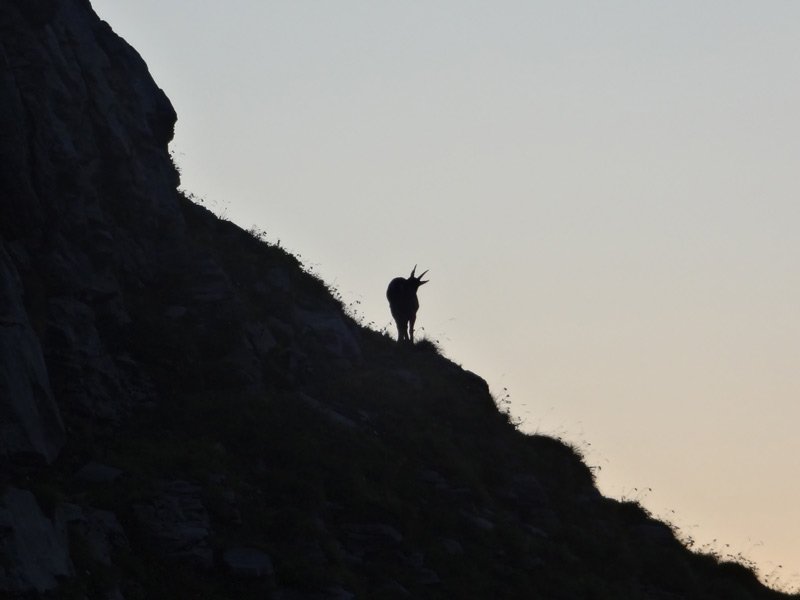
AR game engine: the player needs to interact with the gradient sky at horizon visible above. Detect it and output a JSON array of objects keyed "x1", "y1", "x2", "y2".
[{"x1": 91, "y1": 0, "x2": 800, "y2": 589}]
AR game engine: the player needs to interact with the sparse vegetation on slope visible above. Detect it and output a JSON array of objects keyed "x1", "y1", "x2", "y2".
[{"x1": 21, "y1": 194, "x2": 789, "y2": 599}]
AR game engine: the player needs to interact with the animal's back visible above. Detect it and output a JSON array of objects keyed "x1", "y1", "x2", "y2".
[
  {"x1": 386, "y1": 277, "x2": 406, "y2": 302},
  {"x1": 386, "y1": 277, "x2": 416, "y2": 316}
]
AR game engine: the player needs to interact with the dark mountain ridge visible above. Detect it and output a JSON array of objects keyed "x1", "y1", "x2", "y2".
[{"x1": 0, "y1": 1, "x2": 794, "y2": 598}]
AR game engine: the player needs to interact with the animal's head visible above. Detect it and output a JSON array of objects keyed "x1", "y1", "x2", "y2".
[{"x1": 408, "y1": 265, "x2": 429, "y2": 290}]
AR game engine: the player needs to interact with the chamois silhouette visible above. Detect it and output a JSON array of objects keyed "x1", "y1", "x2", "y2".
[{"x1": 386, "y1": 265, "x2": 429, "y2": 343}]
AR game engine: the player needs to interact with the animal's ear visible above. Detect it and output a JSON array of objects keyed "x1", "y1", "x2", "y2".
[
  {"x1": 419, "y1": 279, "x2": 429, "y2": 286},
  {"x1": 416, "y1": 269, "x2": 429, "y2": 284}
]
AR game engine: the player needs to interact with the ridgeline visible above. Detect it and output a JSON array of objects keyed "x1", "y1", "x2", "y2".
[{"x1": 0, "y1": 1, "x2": 794, "y2": 598}]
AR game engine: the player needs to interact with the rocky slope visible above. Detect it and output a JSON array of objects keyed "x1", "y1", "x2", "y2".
[{"x1": 0, "y1": 1, "x2": 796, "y2": 598}]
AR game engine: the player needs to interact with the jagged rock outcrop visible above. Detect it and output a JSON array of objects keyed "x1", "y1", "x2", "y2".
[
  {"x1": 0, "y1": 1, "x2": 795, "y2": 599},
  {"x1": 0, "y1": 0, "x2": 180, "y2": 455},
  {"x1": 0, "y1": 243, "x2": 63, "y2": 463}
]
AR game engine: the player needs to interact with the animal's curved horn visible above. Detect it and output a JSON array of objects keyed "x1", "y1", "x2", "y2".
[
  {"x1": 409, "y1": 265, "x2": 417, "y2": 278},
  {"x1": 417, "y1": 269, "x2": 429, "y2": 281}
]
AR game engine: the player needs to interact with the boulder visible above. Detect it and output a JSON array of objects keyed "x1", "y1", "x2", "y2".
[
  {"x1": 245, "y1": 320, "x2": 278, "y2": 356},
  {"x1": 440, "y1": 538, "x2": 464, "y2": 556},
  {"x1": 132, "y1": 480, "x2": 213, "y2": 569},
  {"x1": 293, "y1": 307, "x2": 361, "y2": 360},
  {"x1": 75, "y1": 461, "x2": 123, "y2": 484},
  {"x1": 344, "y1": 522, "x2": 403, "y2": 545},
  {"x1": 62, "y1": 504, "x2": 129, "y2": 566},
  {"x1": 0, "y1": 488, "x2": 74, "y2": 593},
  {"x1": 222, "y1": 546, "x2": 274, "y2": 579},
  {"x1": 184, "y1": 253, "x2": 235, "y2": 305},
  {"x1": 299, "y1": 393, "x2": 358, "y2": 430}
]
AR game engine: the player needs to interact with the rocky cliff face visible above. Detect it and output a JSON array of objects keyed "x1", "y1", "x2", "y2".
[
  {"x1": 1, "y1": 0, "x2": 178, "y2": 467},
  {"x1": 0, "y1": 2, "x2": 794, "y2": 599}
]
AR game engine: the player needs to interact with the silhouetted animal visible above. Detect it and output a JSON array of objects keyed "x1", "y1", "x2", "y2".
[{"x1": 386, "y1": 266, "x2": 429, "y2": 343}]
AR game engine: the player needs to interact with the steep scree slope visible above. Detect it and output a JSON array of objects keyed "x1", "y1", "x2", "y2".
[{"x1": 0, "y1": 1, "x2": 795, "y2": 599}]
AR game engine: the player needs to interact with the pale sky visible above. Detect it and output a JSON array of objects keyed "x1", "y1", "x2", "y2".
[{"x1": 90, "y1": 1, "x2": 800, "y2": 589}]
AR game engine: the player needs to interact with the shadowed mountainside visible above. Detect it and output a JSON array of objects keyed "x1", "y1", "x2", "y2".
[{"x1": 0, "y1": 1, "x2": 796, "y2": 598}]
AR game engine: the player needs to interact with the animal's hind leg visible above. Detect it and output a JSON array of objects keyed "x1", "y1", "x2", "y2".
[
  {"x1": 395, "y1": 318, "x2": 407, "y2": 343},
  {"x1": 409, "y1": 315, "x2": 416, "y2": 344}
]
